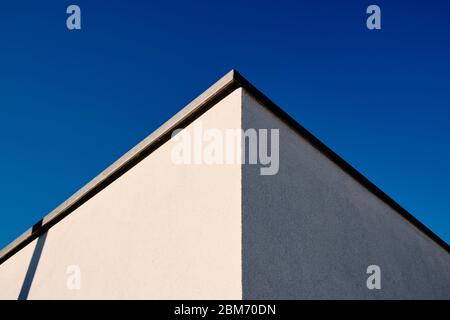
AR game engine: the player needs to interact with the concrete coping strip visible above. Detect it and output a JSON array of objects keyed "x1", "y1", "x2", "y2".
[{"x1": 0, "y1": 69, "x2": 448, "y2": 265}]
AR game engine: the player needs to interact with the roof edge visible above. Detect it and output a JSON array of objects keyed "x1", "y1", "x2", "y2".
[
  {"x1": 0, "y1": 69, "x2": 448, "y2": 265},
  {"x1": 237, "y1": 72, "x2": 449, "y2": 253},
  {"x1": 0, "y1": 69, "x2": 241, "y2": 264}
]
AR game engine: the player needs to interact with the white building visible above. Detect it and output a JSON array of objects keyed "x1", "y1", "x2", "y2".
[{"x1": 0, "y1": 70, "x2": 449, "y2": 299}]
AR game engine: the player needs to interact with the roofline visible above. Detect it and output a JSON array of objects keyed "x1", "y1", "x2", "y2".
[{"x1": 0, "y1": 69, "x2": 448, "y2": 265}]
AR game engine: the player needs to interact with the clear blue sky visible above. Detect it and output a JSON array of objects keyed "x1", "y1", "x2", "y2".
[{"x1": 0, "y1": 0, "x2": 449, "y2": 249}]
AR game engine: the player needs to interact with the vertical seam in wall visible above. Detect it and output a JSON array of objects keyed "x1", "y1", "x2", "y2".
[{"x1": 240, "y1": 87, "x2": 244, "y2": 300}]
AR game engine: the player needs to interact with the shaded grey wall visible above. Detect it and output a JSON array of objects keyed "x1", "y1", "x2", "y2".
[{"x1": 242, "y1": 90, "x2": 450, "y2": 299}]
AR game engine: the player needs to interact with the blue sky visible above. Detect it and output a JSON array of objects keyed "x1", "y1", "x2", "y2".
[{"x1": 0, "y1": 0, "x2": 449, "y2": 249}]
